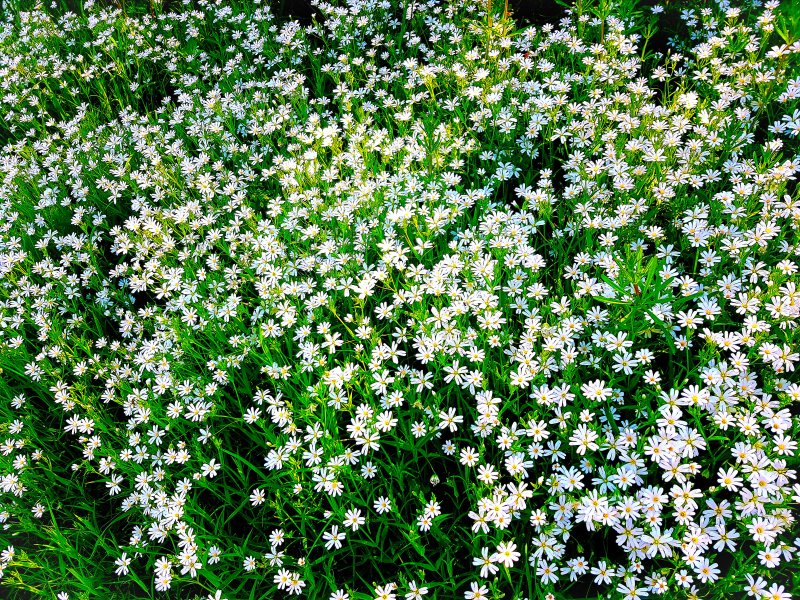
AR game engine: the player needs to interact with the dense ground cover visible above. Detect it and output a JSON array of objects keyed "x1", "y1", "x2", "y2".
[{"x1": 0, "y1": 0, "x2": 799, "y2": 598}]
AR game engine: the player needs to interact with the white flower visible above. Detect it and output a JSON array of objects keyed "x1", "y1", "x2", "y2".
[
  {"x1": 201, "y1": 458, "x2": 220, "y2": 478},
  {"x1": 491, "y1": 541, "x2": 520, "y2": 568},
  {"x1": 250, "y1": 488, "x2": 266, "y2": 506},
  {"x1": 323, "y1": 525, "x2": 346, "y2": 550},
  {"x1": 374, "y1": 496, "x2": 392, "y2": 514},
  {"x1": 114, "y1": 553, "x2": 131, "y2": 576},
  {"x1": 243, "y1": 556, "x2": 257, "y2": 572}
]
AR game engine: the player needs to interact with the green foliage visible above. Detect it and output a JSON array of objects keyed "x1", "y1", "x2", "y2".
[{"x1": 0, "y1": 1, "x2": 798, "y2": 600}]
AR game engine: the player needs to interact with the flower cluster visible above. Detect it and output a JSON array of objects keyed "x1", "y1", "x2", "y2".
[{"x1": 0, "y1": 0, "x2": 799, "y2": 599}]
